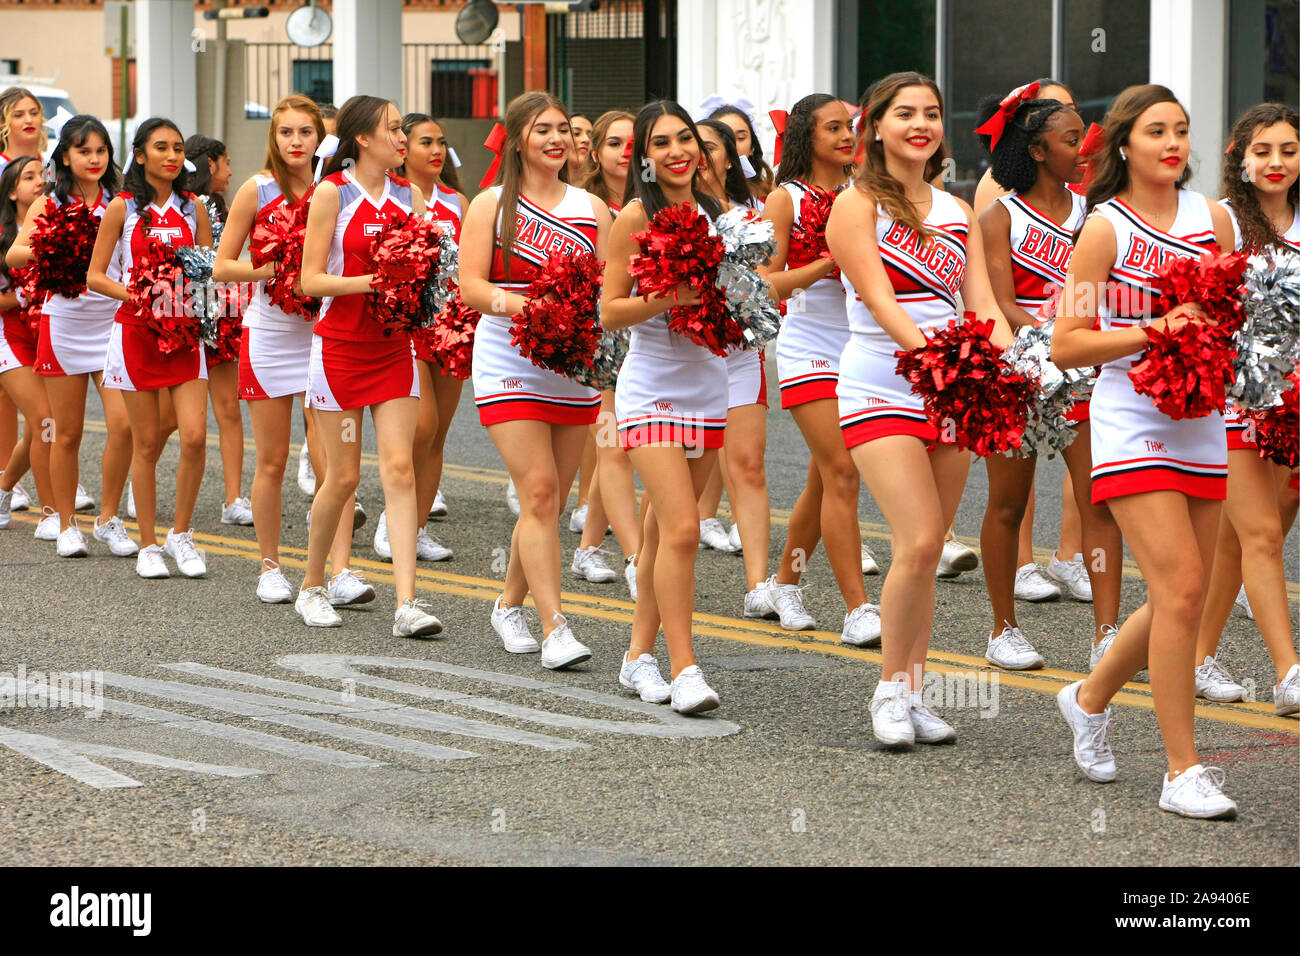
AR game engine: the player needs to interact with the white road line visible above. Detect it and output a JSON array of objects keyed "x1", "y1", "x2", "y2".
[{"x1": 0, "y1": 727, "x2": 144, "y2": 790}]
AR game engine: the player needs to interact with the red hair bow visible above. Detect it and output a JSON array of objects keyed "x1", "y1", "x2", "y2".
[
  {"x1": 479, "y1": 122, "x2": 507, "y2": 190},
  {"x1": 974, "y1": 81, "x2": 1041, "y2": 151},
  {"x1": 769, "y1": 109, "x2": 788, "y2": 166},
  {"x1": 1079, "y1": 122, "x2": 1105, "y2": 158}
]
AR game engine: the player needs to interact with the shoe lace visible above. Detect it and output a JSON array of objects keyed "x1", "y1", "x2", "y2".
[
  {"x1": 1191, "y1": 766, "x2": 1226, "y2": 795},
  {"x1": 403, "y1": 597, "x2": 434, "y2": 614},
  {"x1": 1200, "y1": 657, "x2": 1236, "y2": 685},
  {"x1": 583, "y1": 546, "x2": 613, "y2": 567},
  {"x1": 104, "y1": 516, "x2": 127, "y2": 538},
  {"x1": 996, "y1": 626, "x2": 1035, "y2": 655},
  {"x1": 174, "y1": 532, "x2": 199, "y2": 562},
  {"x1": 774, "y1": 583, "x2": 809, "y2": 618},
  {"x1": 879, "y1": 686, "x2": 909, "y2": 722},
  {"x1": 1088, "y1": 711, "x2": 1113, "y2": 759}
]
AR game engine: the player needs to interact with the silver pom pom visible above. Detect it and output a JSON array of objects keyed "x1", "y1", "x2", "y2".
[
  {"x1": 1001, "y1": 318, "x2": 1094, "y2": 458},
  {"x1": 571, "y1": 314, "x2": 629, "y2": 392},
  {"x1": 420, "y1": 224, "x2": 460, "y2": 326},
  {"x1": 714, "y1": 207, "x2": 782, "y2": 350},
  {"x1": 203, "y1": 196, "x2": 224, "y2": 247},
  {"x1": 1231, "y1": 247, "x2": 1300, "y2": 410}
]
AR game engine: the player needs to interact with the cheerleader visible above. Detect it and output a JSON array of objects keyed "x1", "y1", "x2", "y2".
[
  {"x1": 1052, "y1": 85, "x2": 1239, "y2": 818},
  {"x1": 566, "y1": 111, "x2": 599, "y2": 539},
  {"x1": 706, "y1": 101, "x2": 775, "y2": 202},
  {"x1": 759, "y1": 93, "x2": 882, "y2": 646},
  {"x1": 384, "y1": 110, "x2": 462, "y2": 563},
  {"x1": 0, "y1": 156, "x2": 57, "y2": 541},
  {"x1": 573, "y1": 110, "x2": 640, "y2": 594},
  {"x1": 828, "y1": 72, "x2": 1013, "y2": 746},
  {"x1": 459, "y1": 91, "x2": 610, "y2": 669},
  {"x1": 1192, "y1": 103, "x2": 1299, "y2": 715},
  {"x1": 0, "y1": 87, "x2": 44, "y2": 168},
  {"x1": 5, "y1": 115, "x2": 136, "y2": 558},
  {"x1": 568, "y1": 112, "x2": 594, "y2": 181},
  {"x1": 87, "y1": 118, "x2": 212, "y2": 579},
  {"x1": 297, "y1": 95, "x2": 442, "y2": 638},
  {"x1": 972, "y1": 79, "x2": 1077, "y2": 215},
  {"x1": 974, "y1": 87, "x2": 1124, "y2": 670},
  {"x1": 602, "y1": 99, "x2": 726, "y2": 712}
]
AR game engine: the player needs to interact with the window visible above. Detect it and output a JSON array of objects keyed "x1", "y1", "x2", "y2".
[
  {"x1": 292, "y1": 59, "x2": 333, "y2": 108},
  {"x1": 837, "y1": 0, "x2": 936, "y2": 105},
  {"x1": 1060, "y1": 0, "x2": 1151, "y2": 127},
  {"x1": 1228, "y1": 0, "x2": 1299, "y2": 128},
  {"x1": 428, "y1": 58, "x2": 492, "y2": 119}
]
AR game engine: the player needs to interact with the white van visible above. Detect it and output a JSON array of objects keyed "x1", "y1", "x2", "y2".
[{"x1": 0, "y1": 78, "x2": 78, "y2": 157}]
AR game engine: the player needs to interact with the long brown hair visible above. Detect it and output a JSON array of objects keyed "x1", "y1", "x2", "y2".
[
  {"x1": 1221, "y1": 102, "x2": 1299, "y2": 252},
  {"x1": 495, "y1": 91, "x2": 570, "y2": 279},
  {"x1": 0, "y1": 88, "x2": 43, "y2": 156},
  {"x1": 581, "y1": 109, "x2": 635, "y2": 207},
  {"x1": 264, "y1": 94, "x2": 324, "y2": 204},
  {"x1": 323, "y1": 95, "x2": 393, "y2": 179},
  {"x1": 853, "y1": 72, "x2": 950, "y2": 242},
  {"x1": 1085, "y1": 84, "x2": 1191, "y2": 215}
]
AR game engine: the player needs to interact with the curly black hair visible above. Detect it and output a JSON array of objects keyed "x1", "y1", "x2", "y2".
[
  {"x1": 975, "y1": 94, "x2": 1071, "y2": 193},
  {"x1": 774, "y1": 93, "x2": 854, "y2": 187},
  {"x1": 1221, "y1": 102, "x2": 1299, "y2": 253}
]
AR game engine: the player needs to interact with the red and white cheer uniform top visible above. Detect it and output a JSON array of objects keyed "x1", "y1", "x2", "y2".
[
  {"x1": 113, "y1": 191, "x2": 197, "y2": 326},
  {"x1": 997, "y1": 190, "x2": 1086, "y2": 314}
]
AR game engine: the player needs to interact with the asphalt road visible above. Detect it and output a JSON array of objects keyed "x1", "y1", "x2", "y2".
[{"x1": 0, "y1": 356, "x2": 1295, "y2": 866}]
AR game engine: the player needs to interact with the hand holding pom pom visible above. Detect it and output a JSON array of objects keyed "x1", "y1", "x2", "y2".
[
  {"x1": 417, "y1": 291, "x2": 479, "y2": 381},
  {"x1": 249, "y1": 200, "x2": 319, "y2": 321},
  {"x1": 509, "y1": 251, "x2": 604, "y2": 376},
  {"x1": 1248, "y1": 372, "x2": 1299, "y2": 468},
  {"x1": 29, "y1": 201, "x2": 100, "y2": 299},
  {"x1": 787, "y1": 186, "x2": 837, "y2": 274},
  {"x1": 126, "y1": 235, "x2": 200, "y2": 354},
  {"x1": 368, "y1": 213, "x2": 459, "y2": 336}
]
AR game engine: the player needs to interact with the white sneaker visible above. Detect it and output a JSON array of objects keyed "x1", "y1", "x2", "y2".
[
  {"x1": 572, "y1": 545, "x2": 617, "y2": 582},
  {"x1": 935, "y1": 538, "x2": 978, "y2": 578},
  {"x1": 767, "y1": 576, "x2": 816, "y2": 630},
  {"x1": 1159, "y1": 764, "x2": 1238, "y2": 820},
  {"x1": 491, "y1": 596, "x2": 540, "y2": 653},
  {"x1": 841, "y1": 602, "x2": 882, "y2": 647},
  {"x1": 74, "y1": 484, "x2": 94, "y2": 512},
  {"x1": 1194, "y1": 656, "x2": 1247, "y2": 702},
  {"x1": 619, "y1": 653, "x2": 672, "y2": 703},
  {"x1": 34, "y1": 507, "x2": 60, "y2": 541},
  {"x1": 541, "y1": 616, "x2": 592, "y2": 669},
  {"x1": 625, "y1": 555, "x2": 638, "y2": 601},
  {"x1": 296, "y1": 585, "x2": 342, "y2": 627},
  {"x1": 1056, "y1": 680, "x2": 1116, "y2": 782},
  {"x1": 93, "y1": 515, "x2": 139, "y2": 556},
  {"x1": 1014, "y1": 563, "x2": 1061, "y2": 602},
  {"x1": 1234, "y1": 585, "x2": 1254, "y2": 621},
  {"x1": 164, "y1": 528, "x2": 207, "y2": 578},
  {"x1": 727, "y1": 521, "x2": 742, "y2": 552},
  {"x1": 1272, "y1": 664, "x2": 1300, "y2": 716},
  {"x1": 56, "y1": 522, "x2": 88, "y2": 558},
  {"x1": 352, "y1": 497, "x2": 367, "y2": 530},
  {"x1": 699, "y1": 517, "x2": 739, "y2": 553},
  {"x1": 861, "y1": 542, "x2": 880, "y2": 575},
  {"x1": 1089, "y1": 624, "x2": 1118, "y2": 673},
  {"x1": 256, "y1": 560, "x2": 294, "y2": 604},
  {"x1": 417, "y1": 527, "x2": 453, "y2": 562},
  {"x1": 393, "y1": 598, "x2": 443, "y2": 638},
  {"x1": 220, "y1": 496, "x2": 254, "y2": 526},
  {"x1": 297, "y1": 443, "x2": 315, "y2": 497},
  {"x1": 743, "y1": 580, "x2": 778, "y2": 619},
  {"x1": 136, "y1": 544, "x2": 170, "y2": 579},
  {"x1": 126, "y1": 482, "x2": 136, "y2": 519},
  {"x1": 11, "y1": 482, "x2": 31, "y2": 511},
  {"x1": 568, "y1": 503, "x2": 588, "y2": 534},
  {"x1": 1045, "y1": 553, "x2": 1092, "y2": 601},
  {"x1": 0, "y1": 488, "x2": 12, "y2": 529},
  {"x1": 374, "y1": 510, "x2": 392, "y2": 559},
  {"x1": 986, "y1": 624, "x2": 1046, "y2": 670},
  {"x1": 870, "y1": 681, "x2": 915, "y2": 746},
  {"x1": 506, "y1": 478, "x2": 520, "y2": 516},
  {"x1": 430, "y1": 489, "x2": 448, "y2": 518},
  {"x1": 670, "y1": 665, "x2": 720, "y2": 714},
  {"x1": 909, "y1": 691, "x2": 957, "y2": 743},
  {"x1": 328, "y1": 568, "x2": 375, "y2": 606}
]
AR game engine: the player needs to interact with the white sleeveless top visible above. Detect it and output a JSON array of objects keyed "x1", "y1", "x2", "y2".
[
  {"x1": 779, "y1": 179, "x2": 847, "y2": 326},
  {"x1": 41, "y1": 189, "x2": 119, "y2": 322},
  {"x1": 242, "y1": 173, "x2": 314, "y2": 332},
  {"x1": 1219, "y1": 198, "x2": 1300, "y2": 252},
  {"x1": 626, "y1": 199, "x2": 720, "y2": 364},
  {"x1": 996, "y1": 190, "x2": 1086, "y2": 312}
]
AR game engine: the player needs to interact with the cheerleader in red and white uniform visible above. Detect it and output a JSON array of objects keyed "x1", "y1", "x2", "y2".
[
  {"x1": 1192, "y1": 103, "x2": 1299, "y2": 715},
  {"x1": 1053, "y1": 85, "x2": 1240, "y2": 819},
  {"x1": 704, "y1": 99, "x2": 775, "y2": 204},
  {"x1": 760, "y1": 93, "x2": 882, "y2": 646},
  {"x1": 602, "y1": 100, "x2": 727, "y2": 712},
  {"x1": 975, "y1": 87, "x2": 1124, "y2": 671},
  {"x1": 6, "y1": 115, "x2": 136, "y2": 559},
  {"x1": 828, "y1": 72, "x2": 1013, "y2": 746},
  {"x1": 88, "y1": 118, "x2": 212, "y2": 579},
  {"x1": 298, "y1": 95, "x2": 442, "y2": 638},
  {"x1": 460, "y1": 91, "x2": 611, "y2": 670}
]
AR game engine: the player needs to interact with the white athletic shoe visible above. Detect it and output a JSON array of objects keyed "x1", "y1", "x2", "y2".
[
  {"x1": 670, "y1": 665, "x2": 720, "y2": 714},
  {"x1": 164, "y1": 528, "x2": 207, "y2": 578},
  {"x1": 699, "y1": 517, "x2": 738, "y2": 553},
  {"x1": 861, "y1": 542, "x2": 880, "y2": 575},
  {"x1": 1194, "y1": 656, "x2": 1247, "y2": 703},
  {"x1": 1057, "y1": 680, "x2": 1116, "y2": 782},
  {"x1": 126, "y1": 482, "x2": 136, "y2": 519},
  {"x1": 625, "y1": 555, "x2": 638, "y2": 601},
  {"x1": 135, "y1": 544, "x2": 170, "y2": 579},
  {"x1": 10, "y1": 482, "x2": 31, "y2": 511},
  {"x1": 727, "y1": 521, "x2": 742, "y2": 552},
  {"x1": 1273, "y1": 664, "x2": 1300, "y2": 716},
  {"x1": 909, "y1": 691, "x2": 957, "y2": 743},
  {"x1": 572, "y1": 545, "x2": 617, "y2": 582},
  {"x1": 767, "y1": 576, "x2": 816, "y2": 631},
  {"x1": 619, "y1": 653, "x2": 672, "y2": 703},
  {"x1": 541, "y1": 617, "x2": 592, "y2": 670},
  {"x1": 1045, "y1": 553, "x2": 1092, "y2": 601},
  {"x1": 297, "y1": 443, "x2": 315, "y2": 497},
  {"x1": 374, "y1": 511, "x2": 392, "y2": 559},
  {"x1": 34, "y1": 507, "x2": 60, "y2": 541},
  {"x1": 0, "y1": 488, "x2": 12, "y2": 529},
  {"x1": 840, "y1": 602, "x2": 883, "y2": 648},
  {"x1": 256, "y1": 561, "x2": 294, "y2": 604},
  {"x1": 506, "y1": 478, "x2": 520, "y2": 516},
  {"x1": 491, "y1": 596, "x2": 540, "y2": 654},
  {"x1": 986, "y1": 624, "x2": 1046, "y2": 670},
  {"x1": 74, "y1": 484, "x2": 94, "y2": 512},
  {"x1": 568, "y1": 503, "x2": 588, "y2": 534},
  {"x1": 296, "y1": 586, "x2": 342, "y2": 627},
  {"x1": 1089, "y1": 624, "x2": 1118, "y2": 673},
  {"x1": 1234, "y1": 585, "x2": 1254, "y2": 621},
  {"x1": 393, "y1": 598, "x2": 443, "y2": 638},
  {"x1": 328, "y1": 569, "x2": 375, "y2": 607},
  {"x1": 1159, "y1": 764, "x2": 1238, "y2": 820},
  {"x1": 430, "y1": 489, "x2": 448, "y2": 518},
  {"x1": 56, "y1": 523, "x2": 88, "y2": 558},
  {"x1": 92, "y1": 515, "x2": 138, "y2": 556},
  {"x1": 1014, "y1": 563, "x2": 1062, "y2": 602},
  {"x1": 416, "y1": 527, "x2": 452, "y2": 561},
  {"x1": 870, "y1": 681, "x2": 915, "y2": 746},
  {"x1": 935, "y1": 538, "x2": 978, "y2": 578},
  {"x1": 220, "y1": 496, "x2": 254, "y2": 526},
  {"x1": 743, "y1": 580, "x2": 778, "y2": 620}
]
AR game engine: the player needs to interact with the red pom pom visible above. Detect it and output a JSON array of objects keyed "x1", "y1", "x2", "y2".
[
  {"x1": 125, "y1": 235, "x2": 200, "y2": 354},
  {"x1": 368, "y1": 212, "x2": 447, "y2": 336},
  {"x1": 1250, "y1": 373, "x2": 1299, "y2": 468},
  {"x1": 509, "y1": 251, "x2": 604, "y2": 375},
  {"x1": 13, "y1": 266, "x2": 43, "y2": 331},
  {"x1": 249, "y1": 200, "x2": 319, "y2": 321},
  {"x1": 787, "y1": 186, "x2": 836, "y2": 276},
  {"x1": 894, "y1": 314, "x2": 1035, "y2": 456},
  {"x1": 29, "y1": 201, "x2": 100, "y2": 299},
  {"x1": 207, "y1": 282, "x2": 252, "y2": 364},
  {"x1": 417, "y1": 290, "x2": 479, "y2": 381}
]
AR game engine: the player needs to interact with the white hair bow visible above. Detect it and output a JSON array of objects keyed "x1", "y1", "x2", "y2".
[
  {"x1": 314, "y1": 133, "x2": 339, "y2": 183},
  {"x1": 44, "y1": 106, "x2": 76, "y2": 141},
  {"x1": 739, "y1": 155, "x2": 756, "y2": 178},
  {"x1": 448, "y1": 147, "x2": 462, "y2": 169},
  {"x1": 695, "y1": 94, "x2": 758, "y2": 127}
]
